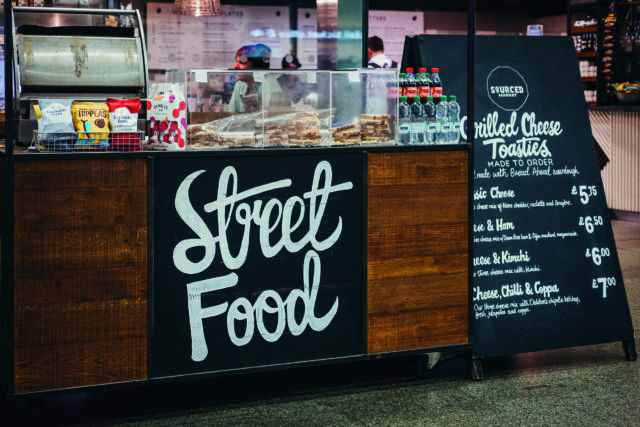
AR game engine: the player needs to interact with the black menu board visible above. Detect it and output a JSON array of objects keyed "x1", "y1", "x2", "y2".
[{"x1": 405, "y1": 35, "x2": 635, "y2": 358}]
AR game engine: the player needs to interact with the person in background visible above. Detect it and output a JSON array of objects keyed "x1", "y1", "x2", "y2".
[
  {"x1": 282, "y1": 54, "x2": 302, "y2": 70},
  {"x1": 228, "y1": 44, "x2": 272, "y2": 112},
  {"x1": 276, "y1": 54, "x2": 307, "y2": 104},
  {"x1": 367, "y1": 35, "x2": 398, "y2": 69}
]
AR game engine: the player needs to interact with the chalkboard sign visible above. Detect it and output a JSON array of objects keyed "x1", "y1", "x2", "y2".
[
  {"x1": 151, "y1": 153, "x2": 363, "y2": 377},
  {"x1": 405, "y1": 35, "x2": 635, "y2": 358}
]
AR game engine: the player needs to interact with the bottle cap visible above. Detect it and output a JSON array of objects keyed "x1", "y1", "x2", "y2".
[
  {"x1": 399, "y1": 73, "x2": 406, "y2": 78},
  {"x1": 450, "y1": 95, "x2": 456, "y2": 101},
  {"x1": 413, "y1": 97, "x2": 420, "y2": 102},
  {"x1": 431, "y1": 67, "x2": 439, "y2": 73},
  {"x1": 400, "y1": 96, "x2": 407, "y2": 101},
  {"x1": 440, "y1": 95, "x2": 448, "y2": 101},
  {"x1": 418, "y1": 68, "x2": 427, "y2": 73},
  {"x1": 426, "y1": 96, "x2": 433, "y2": 101}
]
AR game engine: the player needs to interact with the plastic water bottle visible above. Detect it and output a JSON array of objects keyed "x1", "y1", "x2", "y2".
[
  {"x1": 435, "y1": 95, "x2": 449, "y2": 144},
  {"x1": 448, "y1": 95, "x2": 461, "y2": 143},
  {"x1": 423, "y1": 96, "x2": 437, "y2": 144},
  {"x1": 404, "y1": 68, "x2": 418, "y2": 99},
  {"x1": 431, "y1": 68, "x2": 443, "y2": 98},
  {"x1": 398, "y1": 96, "x2": 411, "y2": 145},
  {"x1": 410, "y1": 97, "x2": 425, "y2": 144}
]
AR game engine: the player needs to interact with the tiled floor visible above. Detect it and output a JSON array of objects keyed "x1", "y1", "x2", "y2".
[{"x1": 2, "y1": 219, "x2": 639, "y2": 426}]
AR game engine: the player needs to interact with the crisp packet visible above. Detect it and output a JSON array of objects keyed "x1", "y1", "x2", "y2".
[
  {"x1": 147, "y1": 83, "x2": 187, "y2": 151},
  {"x1": 71, "y1": 102, "x2": 110, "y2": 149},
  {"x1": 36, "y1": 99, "x2": 76, "y2": 151},
  {"x1": 107, "y1": 98, "x2": 142, "y2": 151}
]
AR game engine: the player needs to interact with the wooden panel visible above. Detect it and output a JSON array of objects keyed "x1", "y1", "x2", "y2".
[
  {"x1": 367, "y1": 151, "x2": 469, "y2": 354},
  {"x1": 13, "y1": 159, "x2": 148, "y2": 394},
  {"x1": 14, "y1": 337, "x2": 147, "y2": 393}
]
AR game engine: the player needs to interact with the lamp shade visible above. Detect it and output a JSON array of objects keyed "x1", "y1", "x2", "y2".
[{"x1": 172, "y1": 0, "x2": 222, "y2": 17}]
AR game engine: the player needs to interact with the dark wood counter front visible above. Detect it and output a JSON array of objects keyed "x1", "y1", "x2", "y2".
[
  {"x1": 12, "y1": 159, "x2": 148, "y2": 393},
  {"x1": 367, "y1": 151, "x2": 469, "y2": 353}
]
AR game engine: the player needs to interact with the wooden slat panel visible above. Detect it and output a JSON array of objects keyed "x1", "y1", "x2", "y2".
[
  {"x1": 367, "y1": 307, "x2": 468, "y2": 354},
  {"x1": 367, "y1": 150, "x2": 468, "y2": 187},
  {"x1": 14, "y1": 300, "x2": 147, "y2": 347},
  {"x1": 14, "y1": 337, "x2": 147, "y2": 393},
  {"x1": 367, "y1": 151, "x2": 469, "y2": 354},
  {"x1": 368, "y1": 184, "x2": 468, "y2": 228},
  {"x1": 368, "y1": 272, "x2": 468, "y2": 315},
  {"x1": 14, "y1": 228, "x2": 147, "y2": 276},
  {"x1": 13, "y1": 159, "x2": 148, "y2": 393},
  {"x1": 15, "y1": 187, "x2": 148, "y2": 232},
  {"x1": 15, "y1": 267, "x2": 147, "y2": 305},
  {"x1": 367, "y1": 224, "x2": 467, "y2": 261},
  {"x1": 14, "y1": 159, "x2": 147, "y2": 190}
]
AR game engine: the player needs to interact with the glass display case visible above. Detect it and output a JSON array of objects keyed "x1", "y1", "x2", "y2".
[
  {"x1": 165, "y1": 68, "x2": 398, "y2": 149},
  {"x1": 330, "y1": 69, "x2": 397, "y2": 146}
]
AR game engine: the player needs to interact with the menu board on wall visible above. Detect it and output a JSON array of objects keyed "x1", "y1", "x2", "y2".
[
  {"x1": 146, "y1": 3, "x2": 291, "y2": 70},
  {"x1": 297, "y1": 8, "x2": 318, "y2": 69},
  {"x1": 368, "y1": 10, "x2": 424, "y2": 68},
  {"x1": 151, "y1": 153, "x2": 364, "y2": 377},
  {"x1": 404, "y1": 35, "x2": 635, "y2": 359}
]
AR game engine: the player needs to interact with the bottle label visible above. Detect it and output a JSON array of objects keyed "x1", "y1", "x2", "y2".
[
  {"x1": 432, "y1": 87, "x2": 443, "y2": 97},
  {"x1": 426, "y1": 122, "x2": 438, "y2": 134},
  {"x1": 399, "y1": 123, "x2": 410, "y2": 134},
  {"x1": 441, "y1": 122, "x2": 451, "y2": 132},
  {"x1": 418, "y1": 86, "x2": 430, "y2": 97},
  {"x1": 410, "y1": 122, "x2": 426, "y2": 133},
  {"x1": 452, "y1": 122, "x2": 460, "y2": 132},
  {"x1": 405, "y1": 87, "x2": 418, "y2": 98}
]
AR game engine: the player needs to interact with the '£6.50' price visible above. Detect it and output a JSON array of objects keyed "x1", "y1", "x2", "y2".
[
  {"x1": 572, "y1": 185, "x2": 597, "y2": 204},
  {"x1": 579, "y1": 215, "x2": 604, "y2": 233},
  {"x1": 585, "y1": 247, "x2": 611, "y2": 265}
]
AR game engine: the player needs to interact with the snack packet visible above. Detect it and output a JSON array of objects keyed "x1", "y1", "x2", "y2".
[
  {"x1": 71, "y1": 102, "x2": 110, "y2": 149},
  {"x1": 107, "y1": 98, "x2": 142, "y2": 151},
  {"x1": 147, "y1": 83, "x2": 187, "y2": 151},
  {"x1": 35, "y1": 99, "x2": 75, "y2": 151}
]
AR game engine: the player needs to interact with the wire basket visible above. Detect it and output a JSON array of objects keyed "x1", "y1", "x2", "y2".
[{"x1": 31, "y1": 131, "x2": 146, "y2": 152}]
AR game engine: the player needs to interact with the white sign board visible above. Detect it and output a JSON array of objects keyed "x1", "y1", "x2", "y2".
[
  {"x1": 297, "y1": 8, "x2": 318, "y2": 69},
  {"x1": 146, "y1": 3, "x2": 291, "y2": 70},
  {"x1": 368, "y1": 10, "x2": 424, "y2": 67}
]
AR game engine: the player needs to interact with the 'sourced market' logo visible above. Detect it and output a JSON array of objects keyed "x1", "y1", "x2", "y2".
[{"x1": 486, "y1": 66, "x2": 529, "y2": 112}]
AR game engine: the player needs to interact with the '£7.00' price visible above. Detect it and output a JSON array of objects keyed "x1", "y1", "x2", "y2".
[{"x1": 592, "y1": 277, "x2": 616, "y2": 298}]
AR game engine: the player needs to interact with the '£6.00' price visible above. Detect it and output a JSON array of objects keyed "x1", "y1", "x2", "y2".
[{"x1": 585, "y1": 247, "x2": 611, "y2": 265}]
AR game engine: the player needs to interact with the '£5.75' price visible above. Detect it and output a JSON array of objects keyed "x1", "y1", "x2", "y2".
[
  {"x1": 572, "y1": 185, "x2": 597, "y2": 204},
  {"x1": 585, "y1": 247, "x2": 611, "y2": 265},
  {"x1": 579, "y1": 215, "x2": 604, "y2": 233}
]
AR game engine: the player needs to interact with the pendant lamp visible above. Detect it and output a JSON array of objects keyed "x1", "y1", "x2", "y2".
[{"x1": 172, "y1": 0, "x2": 222, "y2": 17}]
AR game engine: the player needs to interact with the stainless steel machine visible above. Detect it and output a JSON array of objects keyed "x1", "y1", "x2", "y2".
[{"x1": 11, "y1": 7, "x2": 149, "y2": 144}]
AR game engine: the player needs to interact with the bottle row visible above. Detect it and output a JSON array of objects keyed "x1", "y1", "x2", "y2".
[
  {"x1": 398, "y1": 95, "x2": 461, "y2": 145},
  {"x1": 573, "y1": 33, "x2": 597, "y2": 53},
  {"x1": 398, "y1": 67, "x2": 443, "y2": 99}
]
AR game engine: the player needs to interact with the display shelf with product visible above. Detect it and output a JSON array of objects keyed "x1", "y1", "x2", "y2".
[{"x1": 1, "y1": 5, "x2": 472, "y2": 404}]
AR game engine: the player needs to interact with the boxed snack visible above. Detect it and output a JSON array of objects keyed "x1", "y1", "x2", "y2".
[{"x1": 147, "y1": 83, "x2": 187, "y2": 151}]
